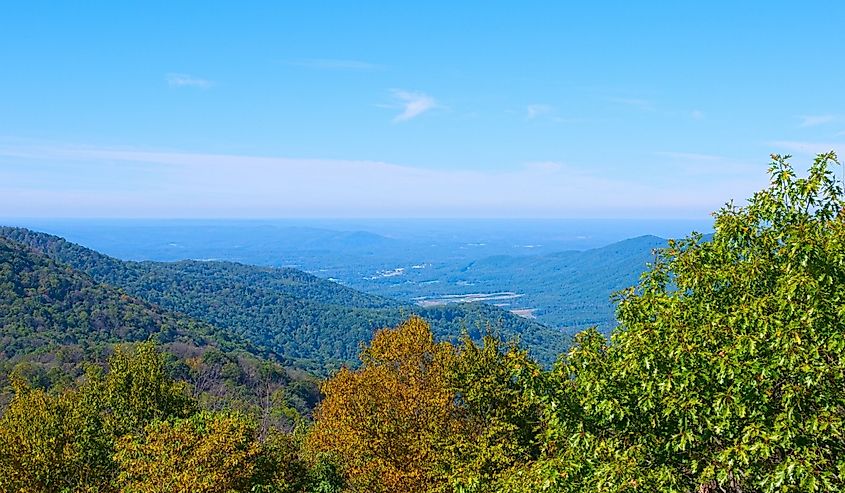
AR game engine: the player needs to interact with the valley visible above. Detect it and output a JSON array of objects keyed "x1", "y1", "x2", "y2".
[
  {"x1": 3, "y1": 219, "x2": 706, "y2": 335},
  {"x1": 0, "y1": 226, "x2": 568, "y2": 370}
]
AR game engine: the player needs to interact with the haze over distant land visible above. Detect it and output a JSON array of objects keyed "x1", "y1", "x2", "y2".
[
  {"x1": 0, "y1": 219, "x2": 700, "y2": 338},
  {"x1": 2, "y1": 2, "x2": 843, "y2": 219},
  {"x1": 0, "y1": 142, "x2": 759, "y2": 218}
]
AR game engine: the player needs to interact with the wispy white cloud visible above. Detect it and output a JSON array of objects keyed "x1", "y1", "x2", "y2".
[
  {"x1": 526, "y1": 104, "x2": 553, "y2": 120},
  {"x1": 166, "y1": 73, "x2": 213, "y2": 89},
  {"x1": 608, "y1": 97, "x2": 655, "y2": 111},
  {"x1": 287, "y1": 58, "x2": 380, "y2": 70},
  {"x1": 388, "y1": 90, "x2": 437, "y2": 123},
  {"x1": 798, "y1": 114, "x2": 836, "y2": 127}
]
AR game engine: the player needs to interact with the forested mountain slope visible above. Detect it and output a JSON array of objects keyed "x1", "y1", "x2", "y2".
[
  {"x1": 1, "y1": 236, "x2": 224, "y2": 360},
  {"x1": 0, "y1": 236, "x2": 319, "y2": 414},
  {"x1": 0, "y1": 227, "x2": 567, "y2": 369},
  {"x1": 455, "y1": 235, "x2": 666, "y2": 330}
]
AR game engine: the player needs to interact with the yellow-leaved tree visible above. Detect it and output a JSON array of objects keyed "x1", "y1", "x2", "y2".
[
  {"x1": 308, "y1": 317, "x2": 457, "y2": 493},
  {"x1": 114, "y1": 411, "x2": 262, "y2": 493},
  {"x1": 0, "y1": 378, "x2": 114, "y2": 492}
]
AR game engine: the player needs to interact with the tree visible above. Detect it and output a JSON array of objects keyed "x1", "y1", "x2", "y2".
[
  {"x1": 435, "y1": 334, "x2": 544, "y2": 493},
  {"x1": 0, "y1": 341, "x2": 200, "y2": 493},
  {"x1": 511, "y1": 152, "x2": 845, "y2": 492},
  {"x1": 95, "y1": 341, "x2": 197, "y2": 438},
  {"x1": 114, "y1": 411, "x2": 261, "y2": 493},
  {"x1": 307, "y1": 317, "x2": 457, "y2": 493},
  {"x1": 0, "y1": 377, "x2": 115, "y2": 492}
]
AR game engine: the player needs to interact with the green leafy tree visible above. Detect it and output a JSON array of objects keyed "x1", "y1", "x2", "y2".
[
  {"x1": 435, "y1": 334, "x2": 544, "y2": 493},
  {"x1": 508, "y1": 152, "x2": 845, "y2": 492},
  {"x1": 305, "y1": 455, "x2": 346, "y2": 493},
  {"x1": 95, "y1": 341, "x2": 197, "y2": 437},
  {"x1": 251, "y1": 429, "x2": 314, "y2": 493}
]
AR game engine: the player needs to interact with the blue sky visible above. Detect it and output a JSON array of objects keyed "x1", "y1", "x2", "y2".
[{"x1": 1, "y1": 1, "x2": 844, "y2": 218}]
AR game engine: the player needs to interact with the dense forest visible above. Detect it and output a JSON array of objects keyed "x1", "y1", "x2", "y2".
[
  {"x1": 0, "y1": 235, "x2": 320, "y2": 416},
  {"x1": 0, "y1": 226, "x2": 567, "y2": 370},
  {"x1": 1, "y1": 153, "x2": 844, "y2": 492}
]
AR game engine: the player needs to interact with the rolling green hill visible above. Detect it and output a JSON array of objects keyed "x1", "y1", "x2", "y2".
[
  {"x1": 0, "y1": 235, "x2": 320, "y2": 415},
  {"x1": 0, "y1": 227, "x2": 567, "y2": 369}
]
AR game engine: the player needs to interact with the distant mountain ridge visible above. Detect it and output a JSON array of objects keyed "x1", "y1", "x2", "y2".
[
  {"x1": 5, "y1": 221, "x2": 689, "y2": 335},
  {"x1": 26, "y1": 223, "x2": 399, "y2": 265},
  {"x1": 0, "y1": 227, "x2": 567, "y2": 370},
  {"x1": 360, "y1": 234, "x2": 667, "y2": 333}
]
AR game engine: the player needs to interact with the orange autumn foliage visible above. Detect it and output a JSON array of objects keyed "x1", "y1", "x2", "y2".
[{"x1": 308, "y1": 317, "x2": 457, "y2": 493}]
